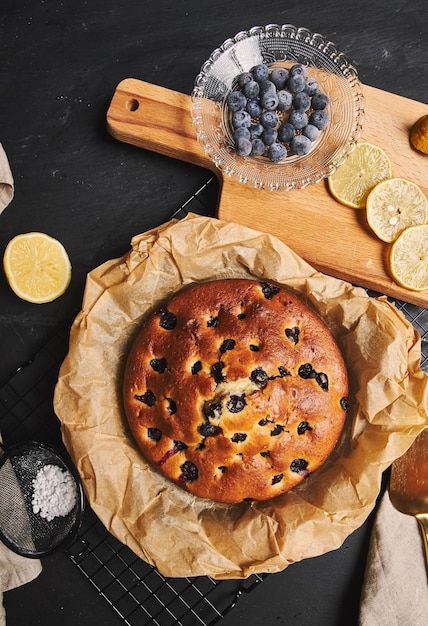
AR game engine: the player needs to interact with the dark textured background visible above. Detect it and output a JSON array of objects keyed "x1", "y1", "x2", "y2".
[{"x1": 1, "y1": 1, "x2": 427, "y2": 624}]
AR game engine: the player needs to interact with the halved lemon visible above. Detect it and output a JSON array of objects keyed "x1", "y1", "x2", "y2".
[
  {"x1": 3, "y1": 232, "x2": 72, "y2": 303},
  {"x1": 366, "y1": 177, "x2": 428, "y2": 243},
  {"x1": 390, "y1": 224, "x2": 428, "y2": 291},
  {"x1": 327, "y1": 142, "x2": 392, "y2": 208}
]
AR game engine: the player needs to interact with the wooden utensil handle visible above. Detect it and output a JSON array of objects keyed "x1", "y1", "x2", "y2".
[{"x1": 416, "y1": 514, "x2": 428, "y2": 574}]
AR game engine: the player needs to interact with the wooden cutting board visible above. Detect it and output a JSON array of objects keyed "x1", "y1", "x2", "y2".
[{"x1": 106, "y1": 78, "x2": 428, "y2": 307}]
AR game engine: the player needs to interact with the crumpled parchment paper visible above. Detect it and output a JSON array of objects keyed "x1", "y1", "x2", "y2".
[{"x1": 53, "y1": 213, "x2": 428, "y2": 579}]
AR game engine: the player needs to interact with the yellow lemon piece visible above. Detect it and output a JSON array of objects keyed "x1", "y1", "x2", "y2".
[
  {"x1": 366, "y1": 177, "x2": 428, "y2": 243},
  {"x1": 390, "y1": 224, "x2": 428, "y2": 291},
  {"x1": 3, "y1": 232, "x2": 72, "y2": 304},
  {"x1": 327, "y1": 141, "x2": 392, "y2": 208},
  {"x1": 410, "y1": 114, "x2": 428, "y2": 155}
]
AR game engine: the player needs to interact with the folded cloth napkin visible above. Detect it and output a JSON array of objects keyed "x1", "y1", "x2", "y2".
[
  {"x1": 359, "y1": 489, "x2": 428, "y2": 626},
  {"x1": 0, "y1": 544, "x2": 42, "y2": 622},
  {"x1": 0, "y1": 143, "x2": 14, "y2": 213}
]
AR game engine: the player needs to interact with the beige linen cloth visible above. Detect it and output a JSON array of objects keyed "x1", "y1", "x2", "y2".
[
  {"x1": 0, "y1": 144, "x2": 14, "y2": 215},
  {"x1": 359, "y1": 489, "x2": 428, "y2": 626},
  {"x1": 0, "y1": 147, "x2": 42, "y2": 625}
]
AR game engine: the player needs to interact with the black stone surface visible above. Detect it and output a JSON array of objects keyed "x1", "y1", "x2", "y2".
[{"x1": 1, "y1": 1, "x2": 427, "y2": 624}]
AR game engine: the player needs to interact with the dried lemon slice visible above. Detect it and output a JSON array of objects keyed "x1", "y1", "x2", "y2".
[
  {"x1": 390, "y1": 224, "x2": 428, "y2": 291},
  {"x1": 327, "y1": 142, "x2": 392, "y2": 208},
  {"x1": 366, "y1": 177, "x2": 428, "y2": 243},
  {"x1": 410, "y1": 115, "x2": 428, "y2": 155},
  {"x1": 3, "y1": 232, "x2": 72, "y2": 303}
]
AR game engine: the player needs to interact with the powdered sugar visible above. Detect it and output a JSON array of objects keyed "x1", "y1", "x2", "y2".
[{"x1": 31, "y1": 464, "x2": 77, "y2": 522}]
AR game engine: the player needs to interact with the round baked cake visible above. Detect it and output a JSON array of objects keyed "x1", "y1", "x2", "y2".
[{"x1": 123, "y1": 279, "x2": 349, "y2": 503}]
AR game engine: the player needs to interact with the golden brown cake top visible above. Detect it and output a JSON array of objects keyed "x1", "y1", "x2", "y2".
[{"x1": 123, "y1": 279, "x2": 349, "y2": 503}]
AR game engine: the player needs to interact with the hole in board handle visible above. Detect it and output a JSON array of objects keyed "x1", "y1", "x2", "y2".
[{"x1": 126, "y1": 98, "x2": 139, "y2": 112}]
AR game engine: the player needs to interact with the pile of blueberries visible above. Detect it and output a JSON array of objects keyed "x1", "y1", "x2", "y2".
[{"x1": 226, "y1": 62, "x2": 329, "y2": 162}]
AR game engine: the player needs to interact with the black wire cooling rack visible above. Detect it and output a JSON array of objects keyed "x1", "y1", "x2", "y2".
[{"x1": 0, "y1": 174, "x2": 427, "y2": 625}]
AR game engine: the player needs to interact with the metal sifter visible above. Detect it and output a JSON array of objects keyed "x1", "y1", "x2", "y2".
[{"x1": 0, "y1": 440, "x2": 84, "y2": 558}]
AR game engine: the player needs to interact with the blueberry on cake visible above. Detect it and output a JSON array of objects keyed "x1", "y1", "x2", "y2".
[{"x1": 123, "y1": 279, "x2": 349, "y2": 503}]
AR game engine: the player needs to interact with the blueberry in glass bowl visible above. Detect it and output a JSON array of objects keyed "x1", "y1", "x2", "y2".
[{"x1": 191, "y1": 24, "x2": 364, "y2": 191}]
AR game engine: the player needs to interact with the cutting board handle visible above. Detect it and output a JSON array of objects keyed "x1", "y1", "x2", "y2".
[{"x1": 106, "y1": 78, "x2": 217, "y2": 174}]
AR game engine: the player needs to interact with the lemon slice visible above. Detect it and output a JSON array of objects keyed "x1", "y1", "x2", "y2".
[
  {"x1": 328, "y1": 142, "x2": 392, "y2": 208},
  {"x1": 3, "y1": 232, "x2": 72, "y2": 303},
  {"x1": 366, "y1": 177, "x2": 428, "y2": 243},
  {"x1": 390, "y1": 224, "x2": 428, "y2": 291},
  {"x1": 410, "y1": 114, "x2": 428, "y2": 155}
]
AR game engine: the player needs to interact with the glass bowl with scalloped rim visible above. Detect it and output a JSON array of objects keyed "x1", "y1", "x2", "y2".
[{"x1": 191, "y1": 24, "x2": 365, "y2": 192}]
